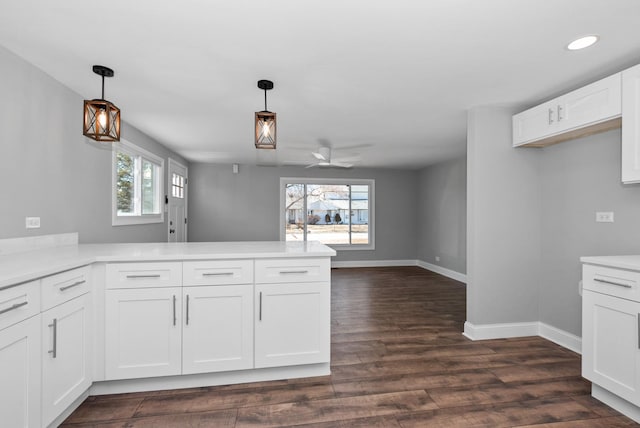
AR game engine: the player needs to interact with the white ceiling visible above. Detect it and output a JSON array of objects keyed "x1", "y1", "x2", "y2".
[{"x1": 2, "y1": 1, "x2": 640, "y2": 169}]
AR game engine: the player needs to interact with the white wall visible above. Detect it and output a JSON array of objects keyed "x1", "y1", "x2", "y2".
[
  {"x1": 0, "y1": 45, "x2": 187, "y2": 243},
  {"x1": 187, "y1": 163, "x2": 419, "y2": 263},
  {"x1": 417, "y1": 157, "x2": 467, "y2": 274},
  {"x1": 466, "y1": 106, "x2": 541, "y2": 326}
]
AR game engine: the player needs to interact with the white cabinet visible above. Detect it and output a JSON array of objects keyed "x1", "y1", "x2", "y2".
[
  {"x1": 41, "y1": 293, "x2": 92, "y2": 426},
  {"x1": 582, "y1": 261, "x2": 640, "y2": 413},
  {"x1": 182, "y1": 284, "x2": 253, "y2": 374},
  {"x1": 513, "y1": 73, "x2": 622, "y2": 147},
  {"x1": 582, "y1": 290, "x2": 640, "y2": 406},
  {"x1": 105, "y1": 287, "x2": 182, "y2": 380},
  {"x1": 622, "y1": 64, "x2": 640, "y2": 183},
  {"x1": 0, "y1": 309, "x2": 41, "y2": 428},
  {"x1": 255, "y1": 281, "x2": 330, "y2": 368}
]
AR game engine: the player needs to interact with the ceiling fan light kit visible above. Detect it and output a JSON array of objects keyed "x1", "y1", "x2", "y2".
[
  {"x1": 83, "y1": 65, "x2": 121, "y2": 142},
  {"x1": 255, "y1": 79, "x2": 276, "y2": 149}
]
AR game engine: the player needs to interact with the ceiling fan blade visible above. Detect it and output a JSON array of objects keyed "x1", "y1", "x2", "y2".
[{"x1": 329, "y1": 162, "x2": 353, "y2": 168}]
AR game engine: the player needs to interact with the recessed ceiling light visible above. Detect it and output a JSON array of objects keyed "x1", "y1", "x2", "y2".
[{"x1": 567, "y1": 35, "x2": 599, "y2": 51}]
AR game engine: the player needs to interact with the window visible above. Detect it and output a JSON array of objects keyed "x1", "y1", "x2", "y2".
[
  {"x1": 112, "y1": 141, "x2": 164, "y2": 225},
  {"x1": 280, "y1": 178, "x2": 374, "y2": 250},
  {"x1": 171, "y1": 172, "x2": 185, "y2": 198}
]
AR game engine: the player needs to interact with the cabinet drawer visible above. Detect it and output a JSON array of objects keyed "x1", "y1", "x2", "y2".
[
  {"x1": 183, "y1": 260, "x2": 253, "y2": 286},
  {"x1": 255, "y1": 258, "x2": 330, "y2": 284},
  {"x1": 583, "y1": 264, "x2": 640, "y2": 302},
  {"x1": 0, "y1": 280, "x2": 40, "y2": 331},
  {"x1": 106, "y1": 262, "x2": 182, "y2": 289},
  {"x1": 41, "y1": 266, "x2": 91, "y2": 311}
]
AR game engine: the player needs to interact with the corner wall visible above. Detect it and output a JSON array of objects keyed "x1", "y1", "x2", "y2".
[{"x1": 466, "y1": 106, "x2": 541, "y2": 328}]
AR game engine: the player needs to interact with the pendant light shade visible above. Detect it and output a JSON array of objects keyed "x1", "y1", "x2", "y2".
[
  {"x1": 83, "y1": 65, "x2": 120, "y2": 142},
  {"x1": 255, "y1": 79, "x2": 276, "y2": 149}
]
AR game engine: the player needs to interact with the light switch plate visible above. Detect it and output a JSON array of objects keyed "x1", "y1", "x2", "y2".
[
  {"x1": 25, "y1": 216, "x2": 41, "y2": 228},
  {"x1": 595, "y1": 212, "x2": 614, "y2": 223}
]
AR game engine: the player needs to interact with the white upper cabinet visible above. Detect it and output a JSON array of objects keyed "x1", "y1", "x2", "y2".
[
  {"x1": 622, "y1": 64, "x2": 640, "y2": 184},
  {"x1": 513, "y1": 73, "x2": 622, "y2": 147}
]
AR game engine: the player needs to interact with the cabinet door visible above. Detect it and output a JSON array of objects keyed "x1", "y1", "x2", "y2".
[
  {"x1": 0, "y1": 315, "x2": 41, "y2": 428},
  {"x1": 255, "y1": 282, "x2": 330, "y2": 368},
  {"x1": 512, "y1": 100, "x2": 560, "y2": 147},
  {"x1": 105, "y1": 287, "x2": 182, "y2": 380},
  {"x1": 582, "y1": 290, "x2": 640, "y2": 406},
  {"x1": 622, "y1": 64, "x2": 640, "y2": 184},
  {"x1": 41, "y1": 293, "x2": 92, "y2": 427},
  {"x1": 182, "y1": 285, "x2": 253, "y2": 374},
  {"x1": 556, "y1": 73, "x2": 621, "y2": 134}
]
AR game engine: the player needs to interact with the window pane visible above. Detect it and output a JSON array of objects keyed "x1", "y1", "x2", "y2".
[
  {"x1": 141, "y1": 160, "x2": 159, "y2": 214},
  {"x1": 172, "y1": 173, "x2": 185, "y2": 199},
  {"x1": 350, "y1": 185, "x2": 369, "y2": 244},
  {"x1": 116, "y1": 152, "x2": 135, "y2": 214},
  {"x1": 307, "y1": 184, "x2": 350, "y2": 245},
  {"x1": 285, "y1": 184, "x2": 305, "y2": 242}
]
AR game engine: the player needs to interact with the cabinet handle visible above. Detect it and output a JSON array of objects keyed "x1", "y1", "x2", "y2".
[
  {"x1": 638, "y1": 314, "x2": 640, "y2": 350},
  {"x1": 259, "y1": 291, "x2": 262, "y2": 321},
  {"x1": 0, "y1": 301, "x2": 28, "y2": 315},
  {"x1": 126, "y1": 274, "x2": 161, "y2": 279},
  {"x1": 279, "y1": 270, "x2": 309, "y2": 275},
  {"x1": 557, "y1": 105, "x2": 563, "y2": 121},
  {"x1": 548, "y1": 108, "x2": 554, "y2": 125},
  {"x1": 203, "y1": 272, "x2": 234, "y2": 276},
  {"x1": 186, "y1": 294, "x2": 190, "y2": 326},
  {"x1": 48, "y1": 318, "x2": 57, "y2": 358},
  {"x1": 172, "y1": 295, "x2": 177, "y2": 326},
  {"x1": 59, "y1": 279, "x2": 86, "y2": 291},
  {"x1": 593, "y1": 277, "x2": 632, "y2": 288}
]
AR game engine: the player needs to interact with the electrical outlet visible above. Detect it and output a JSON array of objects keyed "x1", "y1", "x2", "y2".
[
  {"x1": 595, "y1": 212, "x2": 614, "y2": 223},
  {"x1": 25, "y1": 217, "x2": 41, "y2": 229},
  {"x1": 435, "y1": 256, "x2": 440, "y2": 262}
]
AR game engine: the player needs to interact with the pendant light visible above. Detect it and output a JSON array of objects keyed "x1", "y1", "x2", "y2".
[
  {"x1": 255, "y1": 79, "x2": 276, "y2": 149},
  {"x1": 83, "y1": 65, "x2": 121, "y2": 142}
]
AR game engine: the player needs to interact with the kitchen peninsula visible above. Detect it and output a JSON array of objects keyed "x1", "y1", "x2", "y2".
[{"x1": 0, "y1": 238, "x2": 335, "y2": 428}]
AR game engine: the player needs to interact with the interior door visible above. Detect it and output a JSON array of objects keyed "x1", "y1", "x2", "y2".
[{"x1": 168, "y1": 159, "x2": 188, "y2": 242}]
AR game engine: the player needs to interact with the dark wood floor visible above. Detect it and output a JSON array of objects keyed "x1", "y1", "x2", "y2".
[{"x1": 62, "y1": 267, "x2": 638, "y2": 427}]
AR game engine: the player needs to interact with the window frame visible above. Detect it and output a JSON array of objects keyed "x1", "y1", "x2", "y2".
[
  {"x1": 111, "y1": 140, "x2": 165, "y2": 226},
  {"x1": 279, "y1": 177, "x2": 375, "y2": 251}
]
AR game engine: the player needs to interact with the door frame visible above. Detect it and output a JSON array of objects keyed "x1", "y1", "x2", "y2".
[{"x1": 167, "y1": 158, "x2": 188, "y2": 242}]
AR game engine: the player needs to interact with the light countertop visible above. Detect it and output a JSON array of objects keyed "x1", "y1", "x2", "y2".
[
  {"x1": 0, "y1": 241, "x2": 336, "y2": 289},
  {"x1": 580, "y1": 255, "x2": 640, "y2": 271}
]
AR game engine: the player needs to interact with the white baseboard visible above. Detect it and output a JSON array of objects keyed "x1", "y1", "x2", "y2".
[
  {"x1": 464, "y1": 321, "x2": 582, "y2": 354},
  {"x1": 331, "y1": 259, "x2": 417, "y2": 268},
  {"x1": 463, "y1": 321, "x2": 539, "y2": 340},
  {"x1": 538, "y1": 322, "x2": 582, "y2": 354},
  {"x1": 416, "y1": 260, "x2": 467, "y2": 283}
]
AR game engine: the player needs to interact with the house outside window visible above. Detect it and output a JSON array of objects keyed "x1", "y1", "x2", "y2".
[
  {"x1": 280, "y1": 178, "x2": 374, "y2": 250},
  {"x1": 112, "y1": 140, "x2": 164, "y2": 226}
]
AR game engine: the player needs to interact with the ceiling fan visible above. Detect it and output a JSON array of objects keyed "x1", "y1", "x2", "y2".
[{"x1": 306, "y1": 146, "x2": 356, "y2": 168}]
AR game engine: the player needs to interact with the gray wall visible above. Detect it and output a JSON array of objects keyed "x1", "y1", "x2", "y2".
[
  {"x1": 0, "y1": 45, "x2": 187, "y2": 243},
  {"x1": 466, "y1": 106, "x2": 541, "y2": 325},
  {"x1": 417, "y1": 157, "x2": 467, "y2": 274},
  {"x1": 540, "y1": 129, "x2": 640, "y2": 336},
  {"x1": 187, "y1": 163, "x2": 419, "y2": 262}
]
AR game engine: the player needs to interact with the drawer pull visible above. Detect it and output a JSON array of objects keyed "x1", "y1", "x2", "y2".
[
  {"x1": 48, "y1": 318, "x2": 57, "y2": 358},
  {"x1": 59, "y1": 280, "x2": 86, "y2": 291},
  {"x1": 203, "y1": 272, "x2": 234, "y2": 276},
  {"x1": 172, "y1": 295, "x2": 177, "y2": 326},
  {"x1": 279, "y1": 270, "x2": 309, "y2": 275},
  {"x1": 186, "y1": 294, "x2": 190, "y2": 326},
  {"x1": 0, "y1": 301, "x2": 28, "y2": 316},
  {"x1": 259, "y1": 291, "x2": 263, "y2": 321},
  {"x1": 594, "y1": 277, "x2": 633, "y2": 288},
  {"x1": 126, "y1": 274, "x2": 162, "y2": 279}
]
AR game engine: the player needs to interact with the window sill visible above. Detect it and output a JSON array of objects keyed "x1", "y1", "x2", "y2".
[{"x1": 112, "y1": 214, "x2": 164, "y2": 226}]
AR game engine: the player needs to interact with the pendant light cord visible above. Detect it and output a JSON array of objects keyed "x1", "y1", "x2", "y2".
[
  {"x1": 264, "y1": 89, "x2": 268, "y2": 111},
  {"x1": 101, "y1": 75, "x2": 105, "y2": 100}
]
